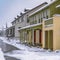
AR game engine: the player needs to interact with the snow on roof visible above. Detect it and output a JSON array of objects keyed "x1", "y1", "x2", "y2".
[
  {"x1": 0, "y1": 48, "x2": 5, "y2": 60},
  {"x1": 56, "y1": 5, "x2": 60, "y2": 8},
  {"x1": 29, "y1": 0, "x2": 56, "y2": 17},
  {"x1": 18, "y1": 23, "x2": 42, "y2": 30}
]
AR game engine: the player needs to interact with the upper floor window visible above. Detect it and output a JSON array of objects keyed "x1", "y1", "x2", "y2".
[
  {"x1": 27, "y1": 17, "x2": 29, "y2": 23},
  {"x1": 43, "y1": 11, "x2": 45, "y2": 18},
  {"x1": 38, "y1": 14, "x2": 41, "y2": 23},
  {"x1": 15, "y1": 21, "x2": 16, "y2": 24},
  {"x1": 19, "y1": 18, "x2": 21, "y2": 22},
  {"x1": 45, "y1": 9, "x2": 50, "y2": 19},
  {"x1": 41, "y1": 18, "x2": 43, "y2": 23},
  {"x1": 27, "y1": 15, "x2": 30, "y2": 23},
  {"x1": 34, "y1": 15, "x2": 37, "y2": 24},
  {"x1": 41, "y1": 13, "x2": 43, "y2": 23},
  {"x1": 21, "y1": 16, "x2": 24, "y2": 22},
  {"x1": 30, "y1": 17, "x2": 34, "y2": 25},
  {"x1": 18, "y1": 19, "x2": 19, "y2": 22},
  {"x1": 10, "y1": 29, "x2": 12, "y2": 34},
  {"x1": 39, "y1": 19, "x2": 40, "y2": 23},
  {"x1": 34, "y1": 15, "x2": 36, "y2": 20},
  {"x1": 18, "y1": 27, "x2": 21, "y2": 29}
]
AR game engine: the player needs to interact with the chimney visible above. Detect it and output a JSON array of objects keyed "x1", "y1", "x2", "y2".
[
  {"x1": 24, "y1": 8, "x2": 30, "y2": 12},
  {"x1": 17, "y1": 15, "x2": 20, "y2": 18},
  {"x1": 14, "y1": 17, "x2": 17, "y2": 20},
  {"x1": 20, "y1": 12, "x2": 23, "y2": 16}
]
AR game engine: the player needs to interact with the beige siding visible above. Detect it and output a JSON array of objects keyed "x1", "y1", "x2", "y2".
[{"x1": 53, "y1": 15, "x2": 60, "y2": 50}]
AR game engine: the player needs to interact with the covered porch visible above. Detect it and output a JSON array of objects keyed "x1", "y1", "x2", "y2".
[
  {"x1": 18, "y1": 23, "x2": 42, "y2": 46},
  {"x1": 43, "y1": 17, "x2": 53, "y2": 50}
]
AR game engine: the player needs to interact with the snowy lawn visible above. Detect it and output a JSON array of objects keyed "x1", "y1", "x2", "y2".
[
  {"x1": 0, "y1": 48, "x2": 5, "y2": 60},
  {"x1": 0, "y1": 37, "x2": 60, "y2": 60},
  {"x1": 4, "y1": 47, "x2": 60, "y2": 60}
]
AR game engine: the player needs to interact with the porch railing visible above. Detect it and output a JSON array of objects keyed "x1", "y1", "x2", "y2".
[{"x1": 44, "y1": 18, "x2": 53, "y2": 27}]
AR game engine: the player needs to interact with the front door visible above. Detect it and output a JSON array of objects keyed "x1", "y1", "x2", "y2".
[
  {"x1": 49, "y1": 30, "x2": 53, "y2": 50},
  {"x1": 39, "y1": 30, "x2": 42, "y2": 44},
  {"x1": 45, "y1": 31, "x2": 48, "y2": 49},
  {"x1": 34, "y1": 30, "x2": 36, "y2": 44}
]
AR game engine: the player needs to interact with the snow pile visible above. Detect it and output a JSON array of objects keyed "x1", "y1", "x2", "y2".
[
  {"x1": 5, "y1": 45, "x2": 60, "y2": 60},
  {"x1": 5, "y1": 52, "x2": 60, "y2": 60},
  {"x1": 0, "y1": 48, "x2": 5, "y2": 60},
  {"x1": 1, "y1": 37, "x2": 60, "y2": 60},
  {"x1": 0, "y1": 37, "x2": 21, "y2": 49}
]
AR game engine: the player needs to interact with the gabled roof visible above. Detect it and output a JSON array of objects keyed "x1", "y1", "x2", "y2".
[
  {"x1": 29, "y1": 0, "x2": 57, "y2": 17},
  {"x1": 6, "y1": 26, "x2": 15, "y2": 30},
  {"x1": 11, "y1": 2, "x2": 48, "y2": 23}
]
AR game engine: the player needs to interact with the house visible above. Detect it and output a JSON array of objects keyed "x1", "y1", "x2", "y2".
[
  {"x1": 6, "y1": 26, "x2": 15, "y2": 38},
  {"x1": 9, "y1": 0, "x2": 60, "y2": 50},
  {"x1": 12, "y1": 2, "x2": 47, "y2": 40},
  {"x1": 18, "y1": 0, "x2": 60, "y2": 50},
  {"x1": 18, "y1": 2, "x2": 48, "y2": 43}
]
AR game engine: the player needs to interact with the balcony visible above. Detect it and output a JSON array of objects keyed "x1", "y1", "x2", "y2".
[
  {"x1": 44, "y1": 18, "x2": 53, "y2": 28},
  {"x1": 30, "y1": 20, "x2": 37, "y2": 25}
]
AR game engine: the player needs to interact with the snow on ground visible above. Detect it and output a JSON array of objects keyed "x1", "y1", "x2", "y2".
[
  {"x1": 0, "y1": 48, "x2": 5, "y2": 60},
  {"x1": 4, "y1": 46, "x2": 60, "y2": 60},
  {"x1": 0, "y1": 37, "x2": 60, "y2": 60}
]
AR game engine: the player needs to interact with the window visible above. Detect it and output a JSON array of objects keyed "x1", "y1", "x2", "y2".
[
  {"x1": 34, "y1": 16, "x2": 36, "y2": 20},
  {"x1": 46, "y1": 15, "x2": 48, "y2": 19},
  {"x1": 21, "y1": 16, "x2": 24, "y2": 22},
  {"x1": 15, "y1": 21, "x2": 16, "y2": 24},
  {"x1": 41, "y1": 18, "x2": 42, "y2": 23},
  {"x1": 41, "y1": 13, "x2": 43, "y2": 23},
  {"x1": 39, "y1": 19, "x2": 40, "y2": 23},
  {"x1": 20, "y1": 19, "x2": 21, "y2": 22},
  {"x1": 46, "y1": 9, "x2": 49, "y2": 19},
  {"x1": 34, "y1": 15, "x2": 37, "y2": 24},
  {"x1": 18, "y1": 19, "x2": 19, "y2": 22},
  {"x1": 18, "y1": 27, "x2": 21, "y2": 29},
  {"x1": 27, "y1": 15, "x2": 29, "y2": 23},
  {"x1": 38, "y1": 14, "x2": 41, "y2": 23},
  {"x1": 10, "y1": 29, "x2": 12, "y2": 34},
  {"x1": 32, "y1": 17, "x2": 34, "y2": 24},
  {"x1": 44, "y1": 10, "x2": 47, "y2": 18},
  {"x1": 43, "y1": 11, "x2": 45, "y2": 18},
  {"x1": 27, "y1": 17, "x2": 29, "y2": 23}
]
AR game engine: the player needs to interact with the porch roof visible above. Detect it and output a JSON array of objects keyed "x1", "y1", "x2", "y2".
[
  {"x1": 56, "y1": 5, "x2": 60, "y2": 8},
  {"x1": 18, "y1": 23, "x2": 42, "y2": 30}
]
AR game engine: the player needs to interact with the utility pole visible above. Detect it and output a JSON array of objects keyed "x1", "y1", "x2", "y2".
[
  {"x1": 5, "y1": 22, "x2": 8, "y2": 37},
  {"x1": 2, "y1": 26, "x2": 4, "y2": 37}
]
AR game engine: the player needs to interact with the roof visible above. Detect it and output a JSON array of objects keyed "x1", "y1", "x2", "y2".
[
  {"x1": 18, "y1": 23, "x2": 42, "y2": 30},
  {"x1": 56, "y1": 4, "x2": 60, "y2": 8},
  {"x1": 29, "y1": 0, "x2": 56, "y2": 17},
  {"x1": 11, "y1": 2, "x2": 48, "y2": 23},
  {"x1": 6, "y1": 26, "x2": 15, "y2": 30}
]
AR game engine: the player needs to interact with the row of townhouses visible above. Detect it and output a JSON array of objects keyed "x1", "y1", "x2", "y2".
[{"x1": 6, "y1": 0, "x2": 60, "y2": 50}]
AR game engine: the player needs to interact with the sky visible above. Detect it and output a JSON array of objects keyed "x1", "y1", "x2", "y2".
[{"x1": 0, "y1": 0, "x2": 53, "y2": 29}]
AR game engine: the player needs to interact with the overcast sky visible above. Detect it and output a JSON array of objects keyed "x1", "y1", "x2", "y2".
[{"x1": 0, "y1": 0, "x2": 53, "y2": 29}]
